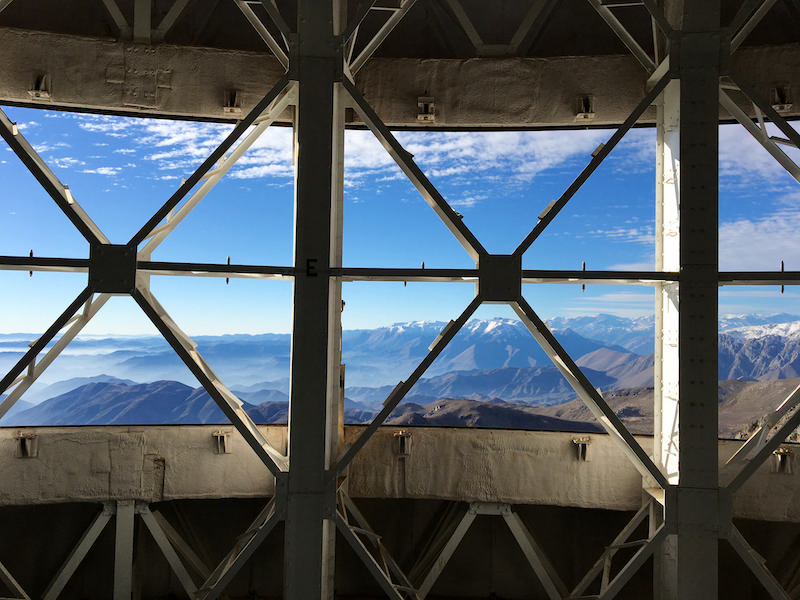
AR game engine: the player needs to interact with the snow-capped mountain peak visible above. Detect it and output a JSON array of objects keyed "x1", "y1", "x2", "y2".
[
  {"x1": 723, "y1": 320, "x2": 800, "y2": 341},
  {"x1": 718, "y1": 313, "x2": 800, "y2": 332}
]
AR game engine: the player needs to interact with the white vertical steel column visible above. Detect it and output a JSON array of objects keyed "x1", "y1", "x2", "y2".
[
  {"x1": 674, "y1": 2, "x2": 721, "y2": 598},
  {"x1": 114, "y1": 500, "x2": 135, "y2": 600},
  {"x1": 323, "y1": 4, "x2": 348, "y2": 596},
  {"x1": 654, "y1": 79, "x2": 680, "y2": 600},
  {"x1": 655, "y1": 79, "x2": 680, "y2": 484},
  {"x1": 285, "y1": 1, "x2": 341, "y2": 598}
]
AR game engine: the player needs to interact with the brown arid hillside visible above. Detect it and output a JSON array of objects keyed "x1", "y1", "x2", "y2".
[
  {"x1": 384, "y1": 398, "x2": 601, "y2": 432},
  {"x1": 537, "y1": 387, "x2": 656, "y2": 435},
  {"x1": 536, "y1": 377, "x2": 800, "y2": 438}
]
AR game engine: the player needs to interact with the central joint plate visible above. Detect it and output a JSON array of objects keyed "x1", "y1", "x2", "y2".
[
  {"x1": 89, "y1": 244, "x2": 137, "y2": 294},
  {"x1": 478, "y1": 254, "x2": 521, "y2": 302}
]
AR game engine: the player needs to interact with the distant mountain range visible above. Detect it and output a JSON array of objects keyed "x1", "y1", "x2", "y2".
[
  {"x1": 0, "y1": 376, "x2": 603, "y2": 432},
  {"x1": 539, "y1": 377, "x2": 800, "y2": 439},
  {"x1": 4, "y1": 375, "x2": 794, "y2": 439},
  {"x1": 3, "y1": 313, "x2": 800, "y2": 433},
  {"x1": 719, "y1": 321, "x2": 800, "y2": 381},
  {"x1": 5, "y1": 313, "x2": 799, "y2": 390}
]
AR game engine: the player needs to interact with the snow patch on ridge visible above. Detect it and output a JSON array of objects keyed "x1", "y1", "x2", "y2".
[{"x1": 724, "y1": 320, "x2": 800, "y2": 341}]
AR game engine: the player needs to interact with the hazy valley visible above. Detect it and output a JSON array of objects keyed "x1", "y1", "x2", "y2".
[{"x1": 2, "y1": 313, "x2": 800, "y2": 437}]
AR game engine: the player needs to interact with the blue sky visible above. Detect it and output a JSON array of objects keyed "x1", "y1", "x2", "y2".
[{"x1": 1, "y1": 105, "x2": 800, "y2": 335}]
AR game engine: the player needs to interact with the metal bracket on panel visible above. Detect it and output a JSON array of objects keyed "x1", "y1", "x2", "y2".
[
  {"x1": 538, "y1": 200, "x2": 556, "y2": 221},
  {"x1": 575, "y1": 95, "x2": 596, "y2": 122},
  {"x1": 771, "y1": 84, "x2": 793, "y2": 113},
  {"x1": 28, "y1": 74, "x2": 51, "y2": 100},
  {"x1": 14, "y1": 431, "x2": 38, "y2": 458},
  {"x1": 772, "y1": 446, "x2": 793, "y2": 474},
  {"x1": 212, "y1": 430, "x2": 231, "y2": 454},
  {"x1": 393, "y1": 430, "x2": 412, "y2": 457},
  {"x1": 428, "y1": 321, "x2": 454, "y2": 351},
  {"x1": 223, "y1": 90, "x2": 243, "y2": 117},
  {"x1": 572, "y1": 436, "x2": 591, "y2": 461},
  {"x1": 470, "y1": 502, "x2": 511, "y2": 516},
  {"x1": 417, "y1": 96, "x2": 435, "y2": 122}
]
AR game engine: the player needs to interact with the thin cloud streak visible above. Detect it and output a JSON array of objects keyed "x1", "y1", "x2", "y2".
[{"x1": 561, "y1": 290, "x2": 655, "y2": 318}]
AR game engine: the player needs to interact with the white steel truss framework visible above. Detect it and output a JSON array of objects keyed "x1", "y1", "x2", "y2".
[{"x1": 1, "y1": 1, "x2": 800, "y2": 599}]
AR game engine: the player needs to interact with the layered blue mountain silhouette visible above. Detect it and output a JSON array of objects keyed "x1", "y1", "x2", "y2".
[{"x1": 2, "y1": 314, "x2": 799, "y2": 432}]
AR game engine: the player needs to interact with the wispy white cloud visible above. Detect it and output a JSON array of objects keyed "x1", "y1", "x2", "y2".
[
  {"x1": 560, "y1": 291, "x2": 654, "y2": 318},
  {"x1": 50, "y1": 157, "x2": 86, "y2": 169},
  {"x1": 719, "y1": 289, "x2": 800, "y2": 316},
  {"x1": 32, "y1": 141, "x2": 70, "y2": 153},
  {"x1": 607, "y1": 260, "x2": 654, "y2": 271},
  {"x1": 585, "y1": 226, "x2": 654, "y2": 245},
  {"x1": 35, "y1": 110, "x2": 800, "y2": 231},
  {"x1": 80, "y1": 166, "x2": 121, "y2": 176},
  {"x1": 606, "y1": 128, "x2": 654, "y2": 174},
  {"x1": 227, "y1": 163, "x2": 294, "y2": 179},
  {"x1": 399, "y1": 129, "x2": 609, "y2": 183},
  {"x1": 721, "y1": 288, "x2": 800, "y2": 299},
  {"x1": 719, "y1": 122, "x2": 800, "y2": 192},
  {"x1": 450, "y1": 195, "x2": 486, "y2": 208},
  {"x1": 720, "y1": 193, "x2": 800, "y2": 270},
  {"x1": 26, "y1": 113, "x2": 661, "y2": 216}
]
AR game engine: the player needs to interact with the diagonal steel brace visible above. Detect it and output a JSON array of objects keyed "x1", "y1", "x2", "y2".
[
  {"x1": 133, "y1": 287, "x2": 288, "y2": 476},
  {"x1": 342, "y1": 78, "x2": 486, "y2": 261},
  {"x1": 335, "y1": 296, "x2": 481, "y2": 473},
  {"x1": 0, "y1": 292, "x2": 110, "y2": 419},
  {"x1": 0, "y1": 109, "x2": 109, "y2": 245},
  {"x1": 514, "y1": 70, "x2": 671, "y2": 256},
  {"x1": 195, "y1": 498, "x2": 283, "y2": 600},
  {"x1": 0, "y1": 287, "x2": 93, "y2": 401},
  {"x1": 350, "y1": 0, "x2": 418, "y2": 74},
  {"x1": 130, "y1": 75, "x2": 291, "y2": 247},
  {"x1": 512, "y1": 297, "x2": 668, "y2": 488}
]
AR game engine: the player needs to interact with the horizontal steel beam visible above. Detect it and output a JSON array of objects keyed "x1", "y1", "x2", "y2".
[
  {"x1": 0, "y1": 256, "x2": 88, "y2": 272},
  {"x1": 719, "y1": 271, "x2": 800, "y2": 284},
  {"x1": 0, "y1": 26, "x2": 798, "y2": 127},
  {"x1": 139, "y1": 261, "x2": 294, "y2": 279},
  {"x1": 5, "y1": 256, "x2": 800, "y2": 286}
]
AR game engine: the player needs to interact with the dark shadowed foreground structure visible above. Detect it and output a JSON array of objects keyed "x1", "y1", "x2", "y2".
[{"x1": 1, "y1": 1, "x2": 800, "y2": 599}]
